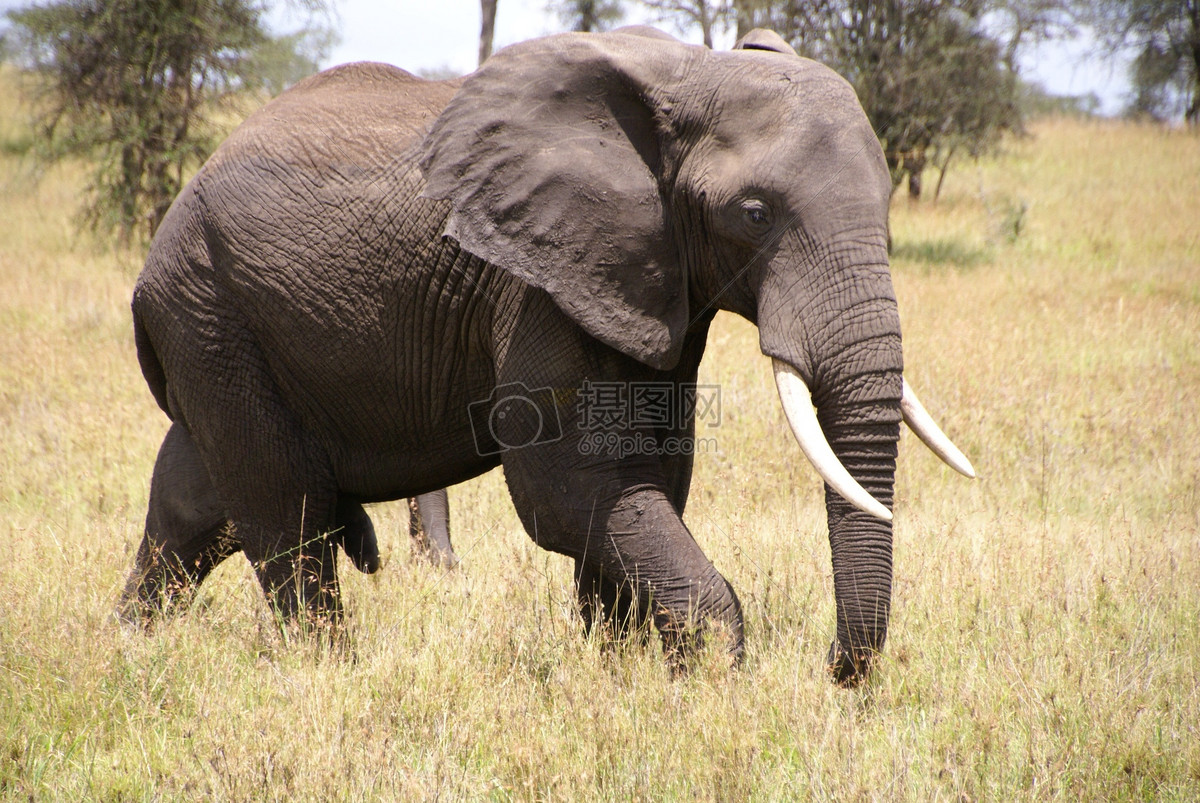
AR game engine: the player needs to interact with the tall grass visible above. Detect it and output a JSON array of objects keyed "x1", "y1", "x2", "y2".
[{"x1": 1, "y1": 68, "x2": 1197, "y2": 800}]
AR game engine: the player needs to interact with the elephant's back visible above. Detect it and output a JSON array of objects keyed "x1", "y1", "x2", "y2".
[
  {"x1": 205, "y1": 62, "x2": 463, "y2": 173},
  {"x1": 188, "y1": 61, "x2": 459, "y2": 279}
]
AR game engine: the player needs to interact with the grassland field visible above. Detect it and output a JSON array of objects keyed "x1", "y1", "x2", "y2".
[{"x1": 0, "y1": 70, "x2": 1198, "y2": 800}]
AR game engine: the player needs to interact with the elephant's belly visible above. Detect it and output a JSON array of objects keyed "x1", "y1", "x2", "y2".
[{"x1": 329, "y1": 425, "x2": 500, "y2": 503}]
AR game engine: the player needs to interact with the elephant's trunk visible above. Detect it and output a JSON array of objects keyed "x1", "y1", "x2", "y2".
[
  {"x1": 772, "y1": 358, "x2": 898, "y2": 683},
  {"x1": 819, "y1": 398, "x2": 899, "y2": 684},
  {"x1": 758, "y1": 225, "x2": 970, "y2": 683},
  {"x1": 757, "y1": 242, "x2": 904, "y2": 684},
  {"x1": 804, "y1": 298, "x2": 903, "y2": 684},
  {"x1": 767, "y1": 352, "x2": 901, "y2": 684}
]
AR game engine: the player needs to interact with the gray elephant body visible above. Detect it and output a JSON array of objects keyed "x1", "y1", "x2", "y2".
[
  {"x1": 125, "y1": 66, "x2": 474, "y2": 610},
  {"x1": 124, "y1": 29, "x2": 941, "y2": 682},
  {"x1": 137, "y1": 66, "x2": 495, "y2": 496}
]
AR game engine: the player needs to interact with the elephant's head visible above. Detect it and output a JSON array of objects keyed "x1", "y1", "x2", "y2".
[{"x1": 420, "y1": 27, "x2": 972, "y2": 684}]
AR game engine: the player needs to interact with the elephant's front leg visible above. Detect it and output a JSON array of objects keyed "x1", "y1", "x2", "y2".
[
  {"x1": 506, "y1": 448, "x2": 744, "y2": 666},
  {"x1": 571, "y1": 313, "x2": 716, "y2": 645},
  {"x1": 573, "y1": 558, "x2": 650, "y2": 644},
  {"x1": 493, "y1": 293, "x2": 742, "y2": 666}
]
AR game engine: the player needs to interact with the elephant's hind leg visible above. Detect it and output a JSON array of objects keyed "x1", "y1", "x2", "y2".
[
  {"x1": 119, "y1": 422, "x2": 237, "y2": 623},
  {"x1": 207, "y1": 417, "x2": 342, "y2": 628},
  {"x1": 149, "y1": 310, "x2": 344, "y2": 627}
]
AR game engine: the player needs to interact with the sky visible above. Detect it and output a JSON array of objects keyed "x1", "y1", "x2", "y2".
[
  {"x1": 312, "y1": 0, "x2": 1130, "y2": 115},
  {"x1": 0, "y1": 0, "x2": 1130, "y2": 115}
]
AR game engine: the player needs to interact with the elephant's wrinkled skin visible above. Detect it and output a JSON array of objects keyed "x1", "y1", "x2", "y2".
[{"x1": 122, "y1": 27, "x2": 971, "y2": 683}]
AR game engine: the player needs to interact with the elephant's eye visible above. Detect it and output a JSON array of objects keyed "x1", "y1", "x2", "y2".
[{"x1": 741, "y1": 200, "x2": 771, "y2": 230}]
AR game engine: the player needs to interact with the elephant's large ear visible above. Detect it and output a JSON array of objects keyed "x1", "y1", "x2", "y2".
[{"x1": 419, "y1": 31, "x2": 700, "y2": 370}]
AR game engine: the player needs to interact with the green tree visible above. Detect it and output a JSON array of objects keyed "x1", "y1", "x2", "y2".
[
  {"x1": 1082, "y1": 0, "x2": 1199, "y2": 123},
  {"x1": 249, "y1": 24, "x2": 338, "y2": 97},
  {"x1": 729, "y1": 1, "x2": 1023, "y2": 199},
  {"x1": 640, "y1": 0, "x2": 730, "y2": 46},
  {"x1": 4, "y1": 0, "x2": 331, "y2": 240},
  {"x1": 552, "y1": 0, "x2": 626, "y2": 31},
  {"x1": 989, "y1": 0, "x2": 1077, "y2": 75},
  {"x1": 635, "y1": 0, "x2": 777, "y2": 42}
]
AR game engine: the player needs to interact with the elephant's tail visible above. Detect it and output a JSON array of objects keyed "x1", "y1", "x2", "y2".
[{"x1": 133, "y1": 308, "x2": 172, "y2": 419}]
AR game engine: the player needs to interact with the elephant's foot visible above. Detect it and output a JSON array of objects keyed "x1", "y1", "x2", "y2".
[
  {"x1": 654, "y1": 609, "x2": 706, "y2": 677},
  {"x1": 240, "y1": 520, "x2": 346, "y2": 641},
  {"x1": 117, "y1": 570, "x2": 192, "y2": 627},
  {"x1": 652, "y1": 579, "x2": 746, "y2": 677},
  {"x1": 119, "y1": 525, "x2": 241, "y2": 626},
  {"x1": 122, "y1": 422, "x2": 239, "y2": 624},
  {"x1": 569, "y1": 496, "x2": 745, "y2": 673},
  {"x1": 260, "y1": 565, "x2": 343, "y2": 626},
  {"x1": 605, "y1": 495, "x2": 745, "y2": 673},
  {"x1": 574, "y1": 559, "x2": 651, "y2": 648},
  {"x1": 827, "y1": 640, "x2": 876, "y2": 687}
]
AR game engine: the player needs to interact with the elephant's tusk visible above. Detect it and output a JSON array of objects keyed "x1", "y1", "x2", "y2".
[
  {"x1": 772, "y1": 359, "x2": 893, "y2": 522},
  {"x1": 900, "y1": 379, "x2": 976, "y2": 478}
]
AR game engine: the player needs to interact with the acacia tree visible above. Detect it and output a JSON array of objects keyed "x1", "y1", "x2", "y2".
[
  {"x1": 640, "y1": 0, "x2": 729, "y2": 45},
  {"x1": 1082, "y1": 0, "x2": 1200, "y2": 123},
  {"x1": 552, "y1": 0, "x2": 626, "y2": 31},
  {"x1": 5, "y1": 0, "x2": 331, "y2": 240},
  {"x1": 989, "y1": 0, "x2": 1076, "y2": 75},
  {"x1": 729, "y1": 0, "x2": 1022, "y2": 198},
  {"x1": 250, "y1": 24, "x2": 337, "y2": 96},
  {"x1": 636, "y1": 0, "x2": 794, "y2": 43}
]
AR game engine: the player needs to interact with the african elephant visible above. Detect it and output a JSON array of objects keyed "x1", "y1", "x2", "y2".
[{"x1": 121, "y1": 26, "x2": 972, "y2": 684}]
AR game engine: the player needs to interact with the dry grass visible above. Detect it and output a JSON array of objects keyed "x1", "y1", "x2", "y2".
[{"x1": 1, "y1": 69, "x2": 1198, "y2": 801}]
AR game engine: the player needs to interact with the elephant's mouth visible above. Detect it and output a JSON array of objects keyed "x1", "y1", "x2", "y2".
[{"x1": 771, "y1": 358, "x2": 975, "y2": 519}]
